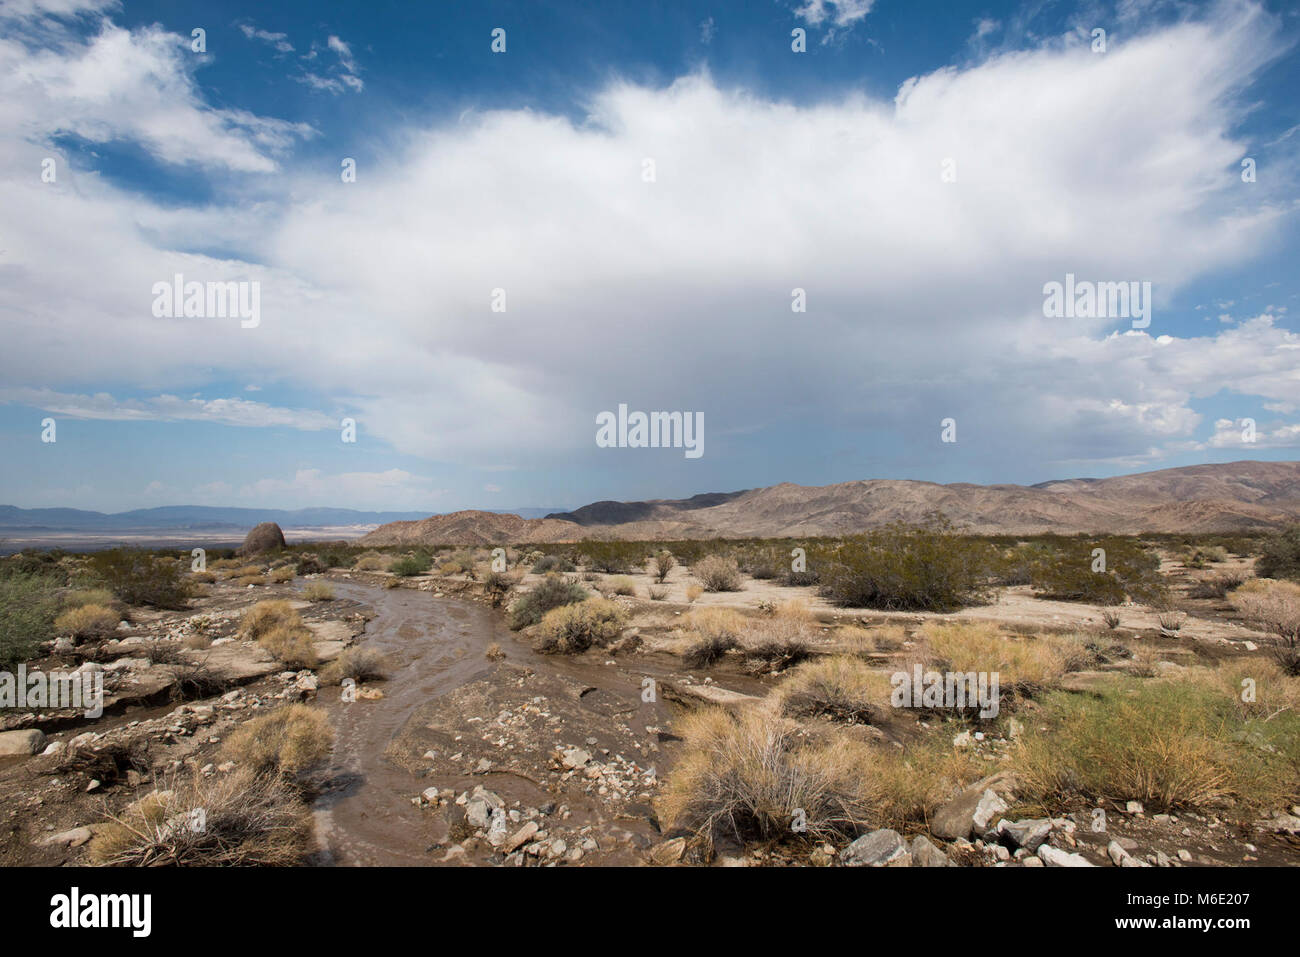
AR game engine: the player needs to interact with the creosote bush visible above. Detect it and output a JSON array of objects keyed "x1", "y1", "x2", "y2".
[
  {"x1": 0, "y1": 573, "x2": 61, "y2": 668},
  {"x1": 507, "y1": 575, "x2": 589, "y2": 630},
  {"x1": 1256, "y1": 525, "x2": 1300, "y2": 581},
  {"x1": 817, "y1": 520, "x2": 987, "y2": 612},
  {"x1": 86, "y1": 548, "x2": 191, "y2": 608}
]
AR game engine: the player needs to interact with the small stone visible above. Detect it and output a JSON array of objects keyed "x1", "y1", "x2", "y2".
[
  {"x1": 1038, "y1": 844, "x2": 1094, "y2": 867},
  {"x1": 650, "y1": 837, "x2": 688, "y2": 865},
  {"x1": 842, "y1": 829, "x2": 911, "y2": 867},
  {"x1": 1125, "y1": 800, "x2": 1144, "y2": 815},
  {"x1": 1177, "y1": 849, "x2": 1192, "y2": 862}
]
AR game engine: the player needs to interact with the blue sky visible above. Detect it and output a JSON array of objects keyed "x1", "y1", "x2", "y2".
[{"x1": 1, "y1": 0, "x2": 1298, "y2": 513}]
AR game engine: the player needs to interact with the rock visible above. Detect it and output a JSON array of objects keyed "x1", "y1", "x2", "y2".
[
  {"x1": 504, "y1": 821, "x2": 539, "y2": 854},
  {"x1": 240, "y1": 522, "x2": 285, "y2": 556},
  {"x1": 650, "y1": 837, "x2": 688, "y2": 865},
  {"x1": 842, "y1": 829, "x2": 911, "y2": 867},
  {"x1": 0, "y1": 729, "x2": 46, "y2": 756},
  {"x1": 910, "y1": 835, "x2": 951, "y2": 867},
  {"x1": 560, "y1": 747, "x2": 591, "y2": 769},
  {"x1": 1269, "y1": 814, "x2": 1300, "y2": 835},
  {"x1": 466, "y1": 798, "x2": 493, "y2": 829},
  {"x1": 952, "y1": 730, "x2": 973, "y2": 748},
  {"x1": 1125, "y1": 800, "x2": 1144, "y2": 815},
  {"x1": 1107, "y1": 840, "x2": 1134, "y2": 866},
  {"x1": 930, "y1": 772, "x2": 1017, "y2": 840},
  {"x1": 1177, "y1": 849, "x2": 1193, "y2": 862},
  {"x1": 997, "y1": 818, "x2": 1052, "y2": 852},
  {"x1": 1006, "y1": 717, "x2": 1024, "y2": 739},
  {"x1": 1038, "y1": 845, "x2": 1094, "y2": 867},
  {"x1": 1022, "y1": 856, "x2": 1044, "y2": 867},
  {"x1": 39, "y1": 826, "x2": 92, "y2": 848},
  {"x1": 421, "y1": 787, "x2": 442, "y2": 806}
]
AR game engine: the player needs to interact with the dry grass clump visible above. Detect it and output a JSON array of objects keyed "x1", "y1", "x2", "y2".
[
  {"x1": 238, "y1": 600, "x2": 299, "y2": 641},
  {"x1": 648, "y1": 585, "x2": 668, "y2": 601},
  {"x1": 62, "y1": 587, "x2": 119, "y2": 611},
  {"x1": 777, "y1": 655, "x2": 891, "y2": 724},
  {"x1": 682, "y1": 607, "x2": 747, "y2": 668},
  {"x1": 88, "y1": 770, "x2": 313, "y2": 866},
  {"x1": 220, "y1": 704, "x2": 334, "y2": 779},
  {"x1": 834, "y1": 625, "x2": 876, "y2": 657},
  {"x1": 486, "y1": 642, "x2": 505, "y2": 661},
  {"x1": 738, "y1": 606, "x2": 816, "y2": 671},
  {"x1": 269, "y1": 566, "x2": 295, "y2": 584},
  {"x1": 657, "y1": 708, "x2": 976, "y2": 848},
  {"x1": 259, "y1": 624, "x2": 318, "y2": 668},
  {"x1": 1016, "y1": 668, "x2": 1300, "y2": 814},
  {"x1": 53, "y1": 603, "x2": 119, "y2": 640},
  {"x1": 222, "y1": 564, "x2": 263, "y2": 580},
  {"x1": 236, "y1": 574, "x2": 266, "y2": 587},
  {"x1": 301, "y1": 582, "x2": 335, "y2": 602},
  {"x1": 923, "y1": 622, "x2": 1072, "y2": 697},
  {"x1": 319, "y1": 646, "x2": 387, "y2": 685},
  {"x1": 608, "y1": 576, "x2": 636, "y2": 597},
  {"x1": 692, "y1": 554, "x2": 744, "y2": 592},
  {"x1": 685, "y1": 584, "x2": 703, "y2": 603},
  {"x1": 1229, "y1": 578, "x2": 1300, "y2": 674},
  {"x1": 537, "y1": 598, "x2": 628, "y2": 654}
]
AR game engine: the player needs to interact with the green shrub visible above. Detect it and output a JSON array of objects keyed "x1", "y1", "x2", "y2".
[
  {"x1": 818, "y1": 519, "x2": 988, "y2": 612},
  {"x1": 390, "y1": 554, "x2": 431, "y2": 577},
  {"x1": 0, "y1": 574, "x2": 61, "y2": 668},
  {"x1": 532, "y1": 554, "x2": 576, "y2": 574},
  {"x1": 1028, "y1": 537, "x2": 1165, "y2": 606},
  {"x1": 1257, "y1": 525, "x2": 1300, "y2": 581},
  {"x1": 86, "y1": 548, "x2": 191, "y2": 608},
  {"x1": 582, "y1": 541, "x2": 642, "y2": 574},
  {"x1": 507, "y1": 575, "x2": 589, "y2": 630}
]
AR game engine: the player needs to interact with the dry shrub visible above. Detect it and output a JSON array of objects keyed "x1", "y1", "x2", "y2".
[
  {"x1": 238, "y1": 600, "x2": 299, "y2": 641},
  {"x1": 653, "y1": 551, "x2": 676, "y2": 583},
  {"x1": 682, "y1": 607, "x2": 747, "y2": 667},
  {"x1": 657, "y1": 708, "x2": 972, "y2": 847},
  {"x1": 353, "y1": 552, "x2": 394, "y2": 572},
  {"x1": 236, "y1": 574, "x2": 266, "y2": 587},
  {"x1": 220, "y1": 704, "x2": 334, "y2": 779},
  {"x1": 692, "y1": 554, "x2": 744, "y2": 592},
  {"x1": 259, "y1": 624, "x2": 318, "y2": 668},
  {"x1": 61, "y1": 587, "x2": 119, "y2": 611},
  {"x1": 685, "y1": 584, "x2": 703, "y2": 603},
  {"x1": 648, "y1": 585, "x2": 668, "y2": 601},
  {"x1": 608, "y1": 576, "x2": 636, "y2": 597},
  {"x1": 485, "y1": 642, "x2": 505, "y2": 661},
  {"x1": 537, "y1": 598, "x2": 628, "y2": 654},
  {"x1": 871, "y1": 624, "x2": 908, "y2": 651},
  {"x1": 834, "y1": 625, "x2": 876, "y2": 657},
  {"x1": 1016, "y1": 670, "x2": 1300, "y2": 813},
  {"x1": 319, "y1": 646, "x2": 387, "y2": 685},
  {"x1": 88, "y1": 770, "x2": 311, "y2": 866},
  {"x1": 1229, "y1": 579, "x2": 1300, "y2": 673},
  {"x1": 739, "y1": 606, "x2": 816, "y2": 670},
  {"x1": 53, "y1": 603, "x2": 119, "y2": 640},
  {"x1": 301, "y1": 582, "x2": 335, "y2": 602},
  {"x1": 269, "y1": 566, "x2": 295, "y2": 584},
  {"x1": 223, "y1": 565, "x2": 263, "y2": 580},
  {"x1": 189, "y1": 570, "x2": 216, "y2": 584},
  {"x1": 507, "y1": 575, "x2": 589, "y2": 630},
  {"x1": 923, "y1": 622, "x2": 1071, "y2": 697},
  {"x1": 777, "y1": 655, "x2": 891, "y2": 723}
]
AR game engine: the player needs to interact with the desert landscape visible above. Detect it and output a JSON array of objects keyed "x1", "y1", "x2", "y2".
[{"x1": 3, "y1": 460, "x2": 1299, "y2": 870}]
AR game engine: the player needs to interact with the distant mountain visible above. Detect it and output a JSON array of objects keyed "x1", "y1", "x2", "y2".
[
  {"x1": 360, "y1": 461, "x2": 1300, "y2": 545},
  {"x1": 0, "y1": 505, "x2": 435, "y2": 531}
]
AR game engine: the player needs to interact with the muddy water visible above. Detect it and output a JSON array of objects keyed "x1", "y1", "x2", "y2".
[{"x1": 309, "y1": 580, "x2": 514, "y2": 865}]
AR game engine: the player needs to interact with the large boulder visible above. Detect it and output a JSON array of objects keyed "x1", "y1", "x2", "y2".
[
  {"x1": 0, "y1": 729, "x2": 46, "y2": 756},
  {"x1": 240, "y1": 522, "x2": 285, "y2": 556},
  {"x1": 930, "y1": 770, "x2": 1018, "y2": 840}
]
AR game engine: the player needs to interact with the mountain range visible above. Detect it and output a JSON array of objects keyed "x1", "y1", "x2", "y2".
[{"x1": 358, "y1": 461, "x2": 1300, "y2": 545}]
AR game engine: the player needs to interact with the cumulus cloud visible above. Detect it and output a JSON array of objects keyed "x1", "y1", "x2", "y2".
[{"x1": 0, "y1": 0, "x2": 1296, "y2": 497}]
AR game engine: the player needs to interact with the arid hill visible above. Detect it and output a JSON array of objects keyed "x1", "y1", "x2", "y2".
[{"x1": 359, "y1": 460, "x2": 1300, "y2": 545}]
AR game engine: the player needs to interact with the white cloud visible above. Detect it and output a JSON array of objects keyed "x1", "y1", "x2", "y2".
[
  {"x1": 0, "y1": 389, "x2": 337, "y2": 430},
  {"x1": 0, "y1": 0, "x2": 1296, "y2": 486},
  {"x1": 238, "y1": 23, "x2": 294, "y2": 54},
  {"x1": 793, "y1": 0, "x2": 874, "y2": 29}
]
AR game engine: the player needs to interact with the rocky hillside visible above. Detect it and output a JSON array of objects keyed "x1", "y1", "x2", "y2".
[{"x1": 359, "y1": 460, "x2": 1300, "y2": 545}]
